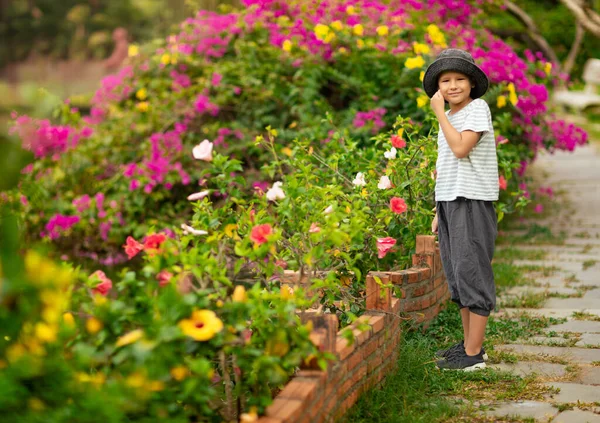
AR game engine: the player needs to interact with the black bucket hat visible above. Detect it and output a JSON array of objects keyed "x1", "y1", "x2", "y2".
[{"x1": 422, "y1": 48, "x2": 489, "y2": 99}]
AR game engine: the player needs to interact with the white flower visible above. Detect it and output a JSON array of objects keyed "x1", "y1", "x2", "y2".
[
  {"x1": 384, "y1": 147, "x2": 397, "y2": 160},
  {"x1": 266, "y1": 181, "x2": 286, "y2": 201},
  {"x1": 323, "y1": 205, "x2": 334, "y2": 214},
  {"x1": 192, "y1": 139, "x2": 213, "y2": 161},
  {"x1": 181, "y1": 223, "x2": 208, "y2": 236},
  {"x1": 187, "y1": 190, "x2": 210, "y2": 201},
  {"x1": 378, "y1": 175, "x2": 392, "y2": 189},
  {"x1": 352, "y1": 172, "x2": 366, "y2": 187}
]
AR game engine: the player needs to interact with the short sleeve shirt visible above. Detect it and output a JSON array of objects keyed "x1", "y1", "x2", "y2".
[{"x1": 435, "y1": 98, "x2": 499, "y2": 202}]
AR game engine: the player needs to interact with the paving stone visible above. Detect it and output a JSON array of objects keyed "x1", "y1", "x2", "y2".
[
  {"x1": 552, "y1": 410, "x2": 600, "y2": 423},
  {"x1": 583, "y1": 289, "x2": 600, "y2": 299},
  {"x1": 543, "y1": 382, "x2": 600, "y2": 403},
  {"x1": 575, "y1": 366, "x2": 600, "y2": 385},
  {"x1": 544, "y1": 298, "x2": 600, "y2": 309},
  {"x1": 495, "y1": 344, "x2": 600, "y2": 364},
  {"x1": 490, "y1": 361, "x2": 567, "y2": 378},
  {"x1": 545, "y1": 321, "x2": 600, "y2": 334},
  {"x1": 499, "y1": 308, "x2": 600, "y2": 319},
  {"x1": 506, "y1": 287, "x2": 578, "y2": 296},
  {"x1": 484, "y1": 401, "x2": 559, "y2": 421},
  {"x1": 575, "y1": 334, "x2": 600, "y2": 347}
]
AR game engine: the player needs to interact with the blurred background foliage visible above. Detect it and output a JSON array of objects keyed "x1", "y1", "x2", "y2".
[{"x1": 485, "y1": 0, "x2": 600, "y2": 81}]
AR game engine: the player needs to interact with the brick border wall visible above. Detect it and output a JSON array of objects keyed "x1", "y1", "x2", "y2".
[{"x1": 257, "y1": 235, "x2": 449, "y2": 423}]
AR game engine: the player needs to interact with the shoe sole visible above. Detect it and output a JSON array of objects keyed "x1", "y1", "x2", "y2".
[
  {"x1": 441, "y1": 362, "x2": 487, "y2": 372},
  {"x1": 436, "y1": 352, "x2": 489, "y2": 361}
]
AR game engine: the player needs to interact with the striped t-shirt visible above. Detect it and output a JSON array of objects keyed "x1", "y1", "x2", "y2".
[{"x1": 435, "y1": 98, "x2": 499, "y2": 202}]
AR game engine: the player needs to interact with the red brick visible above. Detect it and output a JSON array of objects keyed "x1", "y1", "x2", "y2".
[
  {"x1": 368, "y1": 314, "x2": 385, "y2": 333},
  {"x1": 335, "y1": 337, "x2": 355, "y2": 360},
  {"x1": 341, "y1": 376, "x2": 353, "y2": 394},
  {"x1": 265, "y1": 398, "x2": 304, "y2": 422},
  {"x1": 296, "y1": 369, "x2": 327, "y2": 383},
  {"x1": 405, "y1": 269, "x2": 420, "y2": 283},
  {"x1": 419, "y1": 267, "x2": 432, "y2": 279},
  {"x1": 257, "y1": 417, "x2": 284, "y2": 423},
  {"x1": 416, "y1": 235, "x2": 436, "y2": 253},
  {"x1": 366, "y1": 273, "x2": 391, "y2": 311},
  {"x1": 388, "y1": 272, "x2": 405, "y2": 285},
  {"x1": 363, "y1": 337, "x2": 379, "y2": 357},
  {"x1": 367, "y1": 355, "x2": 383, "y2": 374},
  {"x1": 352, "y1": 326, "x2": 372, "y2": 345},
  {"x1": 391, "y1": 298, "x2": 400, "y2": 313},
  {"x1": 278, "y1": 378, "x2": 319, "y2": 402},
  {"x1": 352, "y1": 364, "x2": 367, "y2": 384},
  {"x1": 410, "y1": 280, "x2": 433, "y2": 297},
  {"x1": 347, "y1": 350, "x2": 363, "y2": 371}
]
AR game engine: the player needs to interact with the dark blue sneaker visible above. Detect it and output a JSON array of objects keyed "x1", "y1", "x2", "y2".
[
  {"x1": 436, "y1": 348, "x2": 486, "y2": 371},
  {"x1": 435, "y1": 340, "x2": 488, "y2": 361}
]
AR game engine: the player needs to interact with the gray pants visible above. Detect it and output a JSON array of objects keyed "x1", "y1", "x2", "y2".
[{"x1": 436, "y1": 197, "x2": 497, "y2": 316}]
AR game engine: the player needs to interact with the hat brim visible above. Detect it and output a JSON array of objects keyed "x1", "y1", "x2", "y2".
[{"x1": 422, "y1": 57, "x2": 489, "y2": 99}]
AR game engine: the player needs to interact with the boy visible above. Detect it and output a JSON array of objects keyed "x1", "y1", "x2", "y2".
[{"x1": 422, "y1": 48, "x2": 499, "y2": 371}]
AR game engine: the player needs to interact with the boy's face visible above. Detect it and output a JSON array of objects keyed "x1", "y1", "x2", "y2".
[{"x1": 437, "y1": 71, "x2": 473, "y2": 107}]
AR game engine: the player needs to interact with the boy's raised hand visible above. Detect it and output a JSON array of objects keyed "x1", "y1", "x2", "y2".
[{"x1": 430, "y1": 90, "x2": 445, "y2": 116}]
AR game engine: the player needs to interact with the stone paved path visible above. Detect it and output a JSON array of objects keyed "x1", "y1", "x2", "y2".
[{"x1": 483, "y1": 141, "x2": 600, "y2": 422}]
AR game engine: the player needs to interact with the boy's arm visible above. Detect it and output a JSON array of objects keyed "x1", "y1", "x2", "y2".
[
  {"x1": 430, "y1": 90, "x2": 481, "y2": 159},
  {"x1": 436, "y1": 114, "x2": 481, "y2": 159}
]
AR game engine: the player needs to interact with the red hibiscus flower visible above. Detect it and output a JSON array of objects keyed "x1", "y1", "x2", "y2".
[
  {"x1": 390, "y1": 197, "x2": 407, "y2": 214},
  {"x1": 123, "y1": 236, "x2": 144, "y2": 260},
  {"x1": 391, "y1": 134, "x2": 406, "y2": 149},
  {"x1": 91, "y1": 270, "x2": 113, "y2": 296},
  {"x1": 143, "y1": 233, "x2": 167, "y2": 256},
  {"x1": 250, "y1": 224, "x2": 273, "y2": 246},
  {"x1": 499, "y1": 175, "x2": 507, "y2": 191},
  {"x1": 376, "y1": 237, "x2": 397, "y2": 259},
  {"x1": 156, "y1": 269, "x2": 174, "y2": 287}
]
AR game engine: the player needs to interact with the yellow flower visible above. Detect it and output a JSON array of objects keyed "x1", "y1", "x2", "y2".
[
  {"x1": 137, "y1": 102, "x2": 149, "y2": 113},
  {"x1": 507, "y1": 83, "x2": 518, "y2": 106},
  {"x1": 346, "y1": 5, "x2": 356, "y2": 14},
  {"x1": 331, "y1": 20, "x2": 343, "y2": 31},
  {"x1": 170, "y1": 366, "x2": 189, "y2": 381},
  {"x1": 420, "y1": 71, "x2": 425, "y2": 82},
  {"x1": 427, "y1": 24, "x2": 447, "y2": 47},
  {"x1": 376, "y1": 25, "x2": 389, "y2": 36},
  {"x1": 224, "y1": 223, "x2": 238, "y2": 238},
  {"x1": 216, "y1": 299, "x2": 224, "y2": 308},
  {"x1": 413, "y1": 42, "x2": 430, "y2": 55},
  {"x1": 397, "y1": 128, "x2": 404, "y2": 137},
  {"x1": 94, "y1": 295, "x2": 108, "y2": 306},
  {"x1": 77, "y1": 372, "x2": 106, "y2": 387},
  {"x1": 314, "y1": 24, "x2": 330, "y2": 41},
  {"x1": 34, "y1": 322, "x2": 57, "y2": 343},
  {"x1": 160, "y1": 54, "x2": 171, "y2": 65},
  {"x1": 178, "y1": 310, "x2": 223, "y2": 341},
  {"x1": 240, "y1": 407, "x2": 259, "y2": 423},
  {"x1": 116, "y1": 329, "x2": 144, "y2": 347},
  {"x1": 232, "y1": 285, "x2": 248, "y2": 303},
  {"x1": 360, "y1": 188, "x2": 368, "y2": 198},
  {"x1": 42, "y1": 306, "x2": 60, "y2": 323},
  {"x1": 86, "y1": 317, "x2": 103, "y2": 334},
  {"x1": 338, "y1": 47, "x2": 348, "y2": 55},
  {"x1": 353, "y1": 24, "x2": 364, "y2": 36},
  {"x1": 126, "y1": 372, "x2": 146, "y2": 388},
  {"x1": 281, "y1": 147, "x2": 293, "y2": 156},
  {"x1": 136, "y1": 88, "x2": 147, "y2": 100},
  {"x1": 148, "y1": 381, "x2": 165, "y2": 392},
  {"x1": 405, "y1": 56, "x2": 425, "y2": 69},
  {"x1": 417, "y1": 95, "x2": 429, "y2": 108},
  {"x1": 323, "y1": 32, "x2": 335, "y2": 44},
  {"x1": 280, "y1": 285, "x2": 294, "y2": 299},
  {"x1": 544, "y1": 62, "x2": 552, "y2": 75},
  {"x1": 6, "y1": 343, "x2": 26, "y2": 362},
  {"x1": 128, "y1": 45, "x2": 139, "y2": 57},
  {"x1": 356, "y1": 39, "x2": 365, "y2": 49},
  {"x1": 282, "y1": 39, "x2": 292, "y2": 52},
  {"x1": 497, "y1": 95, "x2": 507, "y2": 108}
]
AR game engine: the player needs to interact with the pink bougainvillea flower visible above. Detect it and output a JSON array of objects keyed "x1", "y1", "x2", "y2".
[
  {"x1": 123, "y1": 236, "x2": 144, "y2": 260},
  {"x1": 376, "y1": 237, "x2": 397, "y2": 259},
  {"x1": 143, "y1": 233, "x2": 167, "y2": 256},
  {"x1": 309, "y1": 222, "x2": 321, "y2": 233},
  {"x1": 192, "y1": 139, "x2": 213, "y2": 161},
  {"x1": 499, "y1": 175, "x2": 508, "y2": 191},
  {"x1": 157, "y1": 269, "x2": 174, "y2": 287},
  {"x1": 187, "y1": 190, "x2": 210, "y2": 201},
  {"x1": 250, "y1": 224, "x2": 273, "y2": 246},
  {"x1": 391, "y1": 134, "x2": 406, "y2": 149},
  {"x1": 534, "y1": 204, "x2": 544, "y2": 214},
  {"x1": 390, "y1": 197, "x2": 407, "y2": 214},
  {"x1": 90, "y1": 270, "x2": 113, "y2": 296}
]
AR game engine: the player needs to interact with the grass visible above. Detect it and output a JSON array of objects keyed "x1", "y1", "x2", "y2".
[
  {"x1": 494, "y1": 247, "x2": 548, "y2": 262},
  {"x1": 492, "y1": 262, "x2": 537, "y2": 290},
  {"x1": 497, "y1": 223, "x2": 567, "y2": 246},
  {"x1": 342, "y1": 305, "x2": 563, "y2": 423},
  {"x1": 571, "y1": 312, "x2": 600, "y2": 321},
  {"x1": 499, "y1": 292, "x2": 547, "y2": 309},
  {"x1": 582, "y1": 259, "x2": 598, "y2": 270}
]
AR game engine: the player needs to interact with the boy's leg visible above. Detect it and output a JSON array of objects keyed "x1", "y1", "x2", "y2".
[
  {"x1": 460, "y1": 307, "x2": 470, "y2": 345},
  {"x1": 465, "y1": 312, "x2": 487, "y2": 356}
]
